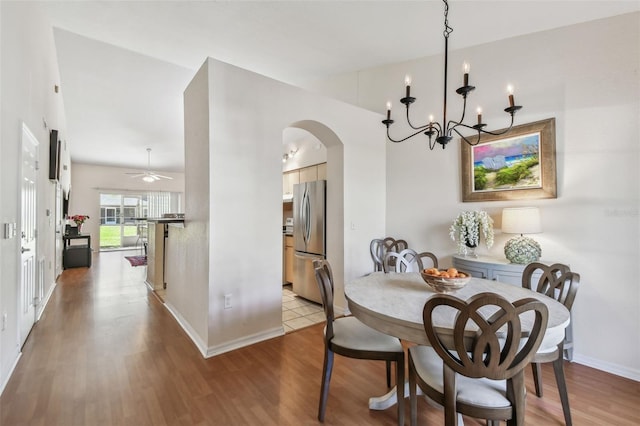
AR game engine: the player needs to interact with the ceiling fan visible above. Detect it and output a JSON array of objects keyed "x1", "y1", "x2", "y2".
[{"x1": 125, "y1": 148, "x2": 173, "y2": 182}]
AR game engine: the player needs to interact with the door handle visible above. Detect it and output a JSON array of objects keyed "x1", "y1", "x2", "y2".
[{"x1": 21, "y1": 247, "x2": 31, "y2": 253}]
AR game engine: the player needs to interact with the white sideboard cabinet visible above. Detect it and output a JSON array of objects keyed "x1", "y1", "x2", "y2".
[
  {"x1": 452, "y1": 254, "x2": 544, "y2": 286},
  {"x1": 453, "y1": 254, "x2": 574, "y2": 361}
]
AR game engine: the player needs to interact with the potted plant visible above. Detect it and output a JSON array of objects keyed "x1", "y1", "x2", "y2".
[
  {"x1": 69, "y1": 214, "x2": 90, "y2": 233},
  {"x1": 449, "y1": 210, "x2": 494, "y2": 257}
]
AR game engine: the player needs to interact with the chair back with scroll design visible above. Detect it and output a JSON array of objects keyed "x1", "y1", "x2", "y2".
[
  {"x1": 416, "y1": 251, "x2": 438, "y2": 270},
  {"x1": 313, "y1": 259, "x2": 405, "y2": 425},
  {"x1": 411, "y1": 292, "x2": 548, "y2": 426},
  {"x1": 522, "y1": 262, "x2": 579, "y2": 311},
  {"x1": 370, "y1": 239, "x2": 385, "y2": 272},
  {"x1": 384, "y1": 249, "x2": 416, "y2": 272},
  {"x1": 370, "y1": 237, "x2": 409, "y2": 272},
  {"x1": 521, "y1": 262, "x2": 580, "y2": 426},
  {"x1": 313, "y1": 259, "x2": 336, "y2": 343},
  {"x1": 384, "y1": 248, "x2": 439, "y2": 273}
]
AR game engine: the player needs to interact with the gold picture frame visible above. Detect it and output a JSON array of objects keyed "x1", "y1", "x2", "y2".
[{"x1": 461, "y1": 118, "x2": 557, "y2": 202}]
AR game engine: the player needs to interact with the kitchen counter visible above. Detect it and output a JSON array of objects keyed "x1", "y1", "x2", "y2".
[
  {"x1": 146, "y1": 221, "x2": 182, "y2": 294},
  {"x1": 147, "y1": 218, "x2": 185, "y2": 224}
]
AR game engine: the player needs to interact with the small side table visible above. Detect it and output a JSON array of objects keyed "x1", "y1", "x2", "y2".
[{"x1": 63, "y1": 234, "x2": 92, "y2": 269}]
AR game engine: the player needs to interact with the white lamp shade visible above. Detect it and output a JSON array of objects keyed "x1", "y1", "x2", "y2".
[{"x1": 501, "y1": 207, "x2": 542, "y2": 234}]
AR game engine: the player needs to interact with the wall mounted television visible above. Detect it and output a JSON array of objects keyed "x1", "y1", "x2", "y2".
[{"x1": 49, "y1": 129, "x2": 60, "y2": 181}]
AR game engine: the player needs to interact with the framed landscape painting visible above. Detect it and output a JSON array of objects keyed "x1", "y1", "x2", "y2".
[{"x1": 460, "y1": 118, "x2": 557, "y2": 202}]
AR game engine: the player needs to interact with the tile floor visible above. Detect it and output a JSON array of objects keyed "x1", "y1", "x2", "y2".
[{"x1": 282, "y1": 284, "x2": 325, "y2": 333}]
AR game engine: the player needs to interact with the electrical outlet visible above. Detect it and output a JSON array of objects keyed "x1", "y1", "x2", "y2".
[
  {"x1": 224, "y1": 294, "x2": 232, "y2": 309},
  {"x1": 2, "y1": 312, "x2": 7, "y2": 331}
]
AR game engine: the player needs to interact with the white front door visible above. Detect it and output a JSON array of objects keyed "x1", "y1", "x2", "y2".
[{"x1": 20, "y1": 123, "x2": 39, "y2": 347}]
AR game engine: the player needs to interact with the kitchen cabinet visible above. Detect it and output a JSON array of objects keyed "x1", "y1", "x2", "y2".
[
  {"x1": 299, "y1": 165, "x2": 317, "y2": 183},
  {"x1": 317, "y1": 162, "x2": 327, "y2": 180},
  {"x1": 284, "y1": 235, "x2": 294, "y2": 284},
  {"x1": 146, "y1": 222, "x2": 166, "y2": 291},
  {"x1": 283, "y1": 170, "x2": 299, "y2": 199},
  {"x1": 283, "y1": 163, "x2": 327, "y2": 199}
]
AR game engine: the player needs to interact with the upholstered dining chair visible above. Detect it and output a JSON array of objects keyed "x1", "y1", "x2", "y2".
[
  {"x1": 370, "y1": 237, "x2": 409, "y2": 272},
  {"x1": 409, "y1": 292, "x2": 549, "y2": 426},
  {"x1": 384, "y1": 249, "x2": 439, "y2": 273},
  {"x1": 313, "y1": 259, "x2": 406, "y2": 425},
  {"x1": 522, "y1": 262, "x2": 580, "y2": 426}
]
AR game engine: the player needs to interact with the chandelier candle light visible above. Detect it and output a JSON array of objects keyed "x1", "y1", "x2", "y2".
[
  {"x1": 501, "y1": 207, "x2": 542, "y2": 264},
  {"x1": 382, "y1": 0, "x2": 523, "y2": 149}
]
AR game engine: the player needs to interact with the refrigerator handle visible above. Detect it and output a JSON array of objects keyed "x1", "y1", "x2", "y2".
[
  {"x1": 297, "y1": 186, "x2": 305, "y2": 246},
  {"x1": 301, "y1": 185, "x2": 308, "y2": 246},
  {"x1": 304, "y1": 186, "x2": 311, "y2": 244}
]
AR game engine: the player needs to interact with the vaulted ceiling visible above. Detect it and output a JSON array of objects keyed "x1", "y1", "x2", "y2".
[{"x1": 40, "y1": 1, "x2": 639, "y2": 173}]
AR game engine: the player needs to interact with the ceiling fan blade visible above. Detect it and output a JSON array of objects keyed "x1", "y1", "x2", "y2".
[
  {"x1": 124, "y1": 150, "x2": 173, "y2": 181},
  {"x1": 151, "y1": 174, "x2": 173, "y2": 180}
]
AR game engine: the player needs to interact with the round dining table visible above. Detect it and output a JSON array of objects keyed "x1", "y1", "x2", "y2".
[{"x1": 344, "y1": 271, "x2": 571, "y2": 411}]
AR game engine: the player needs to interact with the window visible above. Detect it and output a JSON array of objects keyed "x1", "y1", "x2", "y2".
[{"x1": 99, "y1": 191, "x2": 182, "y2": 250}]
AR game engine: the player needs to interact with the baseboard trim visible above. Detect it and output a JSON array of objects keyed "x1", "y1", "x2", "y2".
[
  {"x1": 0, "y1": 352, "x2": 22, "y2": 397},
  {"x1": 205, "y1": 327, "x2": 285, "y2": 358},
  {"x1": 1, "y1": 280, "x2": 57, "y2": 396},
  {"x1": 163, "y1": 302, "x2": 285, "y2": 359},
  {"x1": 163, "y1": 302, "x2": 209, "y2": 358},
  {"x1": 573, "y1": 353, "x2": 640, "y2": 382},
  {"x1": 37, "y1": 281, "x2": 57, "y2": 321}
]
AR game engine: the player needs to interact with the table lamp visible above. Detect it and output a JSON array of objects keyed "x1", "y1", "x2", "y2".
[{"x1": 501, "y1": 207, "x2": 542, "y2": 264}]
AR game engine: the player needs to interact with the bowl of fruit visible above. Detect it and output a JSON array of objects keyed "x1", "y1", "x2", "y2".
[{"x1": 420, "y1": 267, "x2": 471, "y2": 293}]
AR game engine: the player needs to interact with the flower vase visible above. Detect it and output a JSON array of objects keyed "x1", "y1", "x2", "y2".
[
  {"x1": 77, "y1": 223, "x2": 82, "y2": 234},
  {"x1": 463, "y1": 237, "x2": 478, "y2": 258}
]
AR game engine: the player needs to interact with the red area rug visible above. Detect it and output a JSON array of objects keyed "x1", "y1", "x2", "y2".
[{"x1": 125, "y1": 255, "x2": 147, "y2": 267}]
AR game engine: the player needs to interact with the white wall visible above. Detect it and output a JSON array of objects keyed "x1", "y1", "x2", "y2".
[
  {"x1": 164, "y1": 63, "x2": 211, "y2": 352},
  {"x1": 69, "y1": 163, "x2": 184, "y2": 248},
  {"x1": 168, "y1": 58, "x2": 385, "y2": 356},
  {"x1": 0, "y1": 2, "x2": 71, "y2": 393},
  {"x1": 304, "y1": 13, "x2": 640, "y2": 380}
]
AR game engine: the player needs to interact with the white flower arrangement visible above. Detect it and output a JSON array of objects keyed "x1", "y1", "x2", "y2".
[{"x1": 449, "y1": 210, "x2": 494, "y2": 254}]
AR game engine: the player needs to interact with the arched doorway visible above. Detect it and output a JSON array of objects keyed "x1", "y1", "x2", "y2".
[{"x1": 280, "y1": 120, "x2": 345, "y2": 332}]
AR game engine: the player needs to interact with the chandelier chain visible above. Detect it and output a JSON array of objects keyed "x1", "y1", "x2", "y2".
[
  {"x1": 443, "y1": 0, "x2": 453, "y2": 39},
  {"x1": 381, "y1": 0, "x2": 523, "y2": 149}
]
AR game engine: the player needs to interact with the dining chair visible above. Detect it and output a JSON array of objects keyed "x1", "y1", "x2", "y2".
[
  {"x1": 370, "y1": 239, "x2": 386, "y2": 272},
  {"x1": 313, "y1": 259, "x2": 405, "y2": 425},
  {"x1": 409, "y1": 292, "x2": 549, "y2": 426},
  {"x1": 370, "y1": 237, "x2": 409, "y2": 272},
  {"x1": 384, "y1": 248, "x2": 439, "y2": 273},
  {"x1": 522, "y1": 262, "x2": 580, "y2": 426},
  {"x1": 416, "y1": 251, "x2": 438, "y2": 270}
]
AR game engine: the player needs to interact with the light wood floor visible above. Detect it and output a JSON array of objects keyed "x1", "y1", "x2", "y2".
[{"x1": 1, "y1": 251, "x2": 638, "y2": 425}]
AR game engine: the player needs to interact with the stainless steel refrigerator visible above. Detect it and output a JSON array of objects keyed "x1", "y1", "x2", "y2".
[{"x1": 293, "y1": 180, "x2": 326, "y2": 304}]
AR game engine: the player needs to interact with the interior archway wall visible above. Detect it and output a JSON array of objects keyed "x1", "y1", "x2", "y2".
[
  {"x1": 289, "y1": 120, "x2": 345, "y2": 310},
  {"x1": 174, "y1": 58, "x2": 385, "y2": 357}
]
